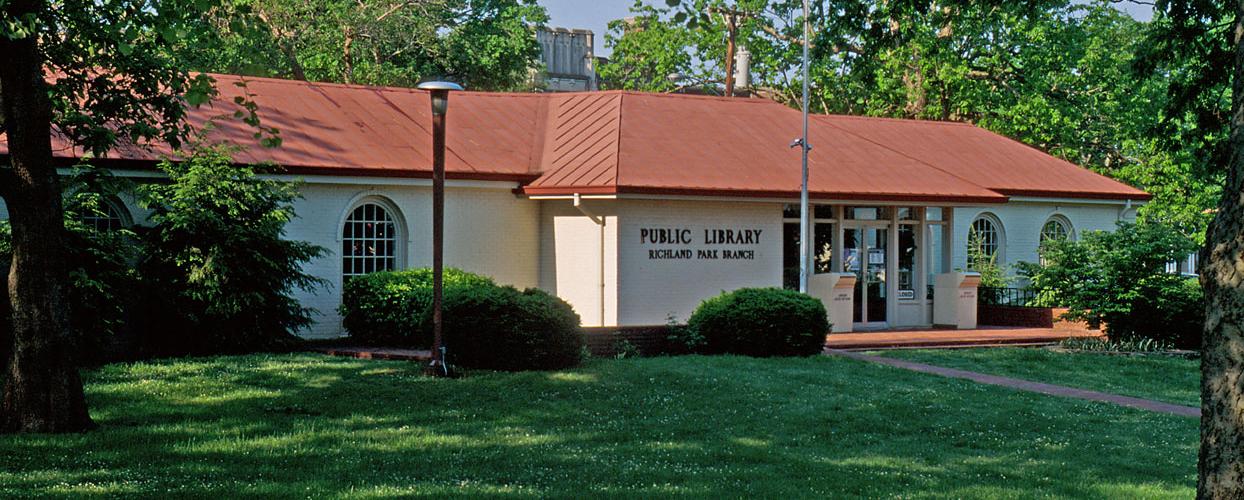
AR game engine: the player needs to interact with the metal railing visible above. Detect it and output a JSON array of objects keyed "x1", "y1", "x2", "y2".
[{"x1": 978, "y1": 286, "x2": 1040, "y2": 307}]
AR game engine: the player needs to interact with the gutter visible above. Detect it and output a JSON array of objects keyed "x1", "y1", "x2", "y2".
[{"x1": 573, "y1": 193, "x2": 606, "y2": 326}]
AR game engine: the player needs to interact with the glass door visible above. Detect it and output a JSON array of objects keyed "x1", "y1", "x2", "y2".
[{"x1": 843, "y1": 226, "x2": 888, "y2": 326}]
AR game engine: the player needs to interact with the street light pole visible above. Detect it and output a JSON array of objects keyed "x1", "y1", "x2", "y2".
[
  {"x1": 798, "y1": 0, "x2": 811, "y2": 293},
  {"x1": 417, "y1": 80, "x2": 463, "y2": 377}
]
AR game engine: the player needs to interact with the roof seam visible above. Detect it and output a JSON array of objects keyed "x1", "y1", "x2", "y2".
[{"x1": 612, "y1": 93, "x2": 624, "y2": 189}]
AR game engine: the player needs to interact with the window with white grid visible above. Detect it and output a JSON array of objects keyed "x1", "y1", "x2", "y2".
[
  {"x1": 970, "y1": 216, "x2": 1001, "y2": 259},
  {"x1": 342, "y1": 202, "x2": 399, "y2": 278},
  {"x1": 81, "y1": 199, "x2": 129, "y2": 232},
  {"x1": 1040, "y1": 216, "x2": 1072, "y2": 244}
]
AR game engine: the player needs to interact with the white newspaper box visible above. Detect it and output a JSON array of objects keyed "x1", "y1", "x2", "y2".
[
  {"x1": 933, "y1": 271, "x2": 981, "y2": 329},
  {"x1": 808, "y1": 273, "x2": 857, "y2": 333}
]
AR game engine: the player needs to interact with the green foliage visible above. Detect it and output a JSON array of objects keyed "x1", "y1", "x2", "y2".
[
  {"x1": 341, "y1": 267, "x2": 583, "y2": 371},
  {"x1": 1018, "y1": 221, "x2": 1203, "y2": 348},
  {"x1": 0, "y1": 174, "x2": 142, "y2": 366},
  {"x1": 1059, "y1": 337, "x2": 1178, "y2": 354},
  {"x1": 687, "y1": 287, "x2": 828, "y2": 357},
  {"x1": 340, "y1": 268, "x2": 496, "y2": 347},
  {"x1": 664, "y1": 312, "x2": 704, "y2": 355},
  {"x1": 965, "y1": 228, "x2": 1010, "y2": 288},
  {"x1": 136, "y1": 143, "x2": 326, "y2": 355},
  {"x1": 1133, "y1": 0, "x2": 1234, "y2": 184},
  {"x1": 442, "y1": 286, "x2": 584, "y2": 371},
  {"x1": 0, "y1": 0, "x2": 234, "y2": 155},
  {"x1": 606, "y1": 1, "x2": 1221, "y2": 242},
  {"x1": 173, "y1": 0, "x2": 548, "y2": 90},
  {"x1": 599, "y1": 3, "x2": 713, "y2": 92}
]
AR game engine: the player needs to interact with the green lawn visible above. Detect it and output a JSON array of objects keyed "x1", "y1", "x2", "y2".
[
  {"x1": 0, "y1": 354, "x2": 1195, "y2": 498},
  {"x1": 877, "y1": 348, "x2": 1200, "y2": 408}
]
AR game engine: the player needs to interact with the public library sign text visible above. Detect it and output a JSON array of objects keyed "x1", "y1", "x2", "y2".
[{"x1": 640, "y1": 227, "x2": 763, "y2": 260}]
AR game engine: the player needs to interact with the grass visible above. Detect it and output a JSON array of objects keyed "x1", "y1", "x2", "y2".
[
  {"x1": 876, "y1": 347, "x2": 1200, "y2": 407},
  {"x1": 0, "y1": 354, "x2": 1195, "y2": 498}
]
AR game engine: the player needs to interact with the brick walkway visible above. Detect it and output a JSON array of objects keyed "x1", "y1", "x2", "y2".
[
  {"x1": 828, "y1": 349, "x2": 1200, "y2": 418},
  {"x1": 825, "y1": 326, "x2": 1103, "y2": 350},
  {"x1": 309, "y1": 346, "x2": 431, "y2": 362}
]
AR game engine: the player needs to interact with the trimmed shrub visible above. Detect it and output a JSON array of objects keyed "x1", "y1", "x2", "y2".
[
  {"x1": 688, "y1": 287, "x2": 829, "y2": 357},
  {"x1": 443, "y1": 286, "x2": 583, "y2": 371},
  {"x1": 340, "y1": 268, "x2": 495, "y2": 346}
]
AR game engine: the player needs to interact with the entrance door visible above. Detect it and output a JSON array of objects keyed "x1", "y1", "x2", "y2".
[{"x1": 844, "y1": 226, "x2": 888, "y2": 326}]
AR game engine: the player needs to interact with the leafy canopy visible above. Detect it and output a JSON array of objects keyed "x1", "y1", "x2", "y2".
[
  {"x1": 601, "y1": 0, "x2": 1222, "y2": 242},
  {"x1": 172, "y1": 0, "x2": 549, "y2": 90}
]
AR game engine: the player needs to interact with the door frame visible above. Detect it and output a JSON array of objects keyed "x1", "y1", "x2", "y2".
[{"x1": 841, "y1": 219, "x2": 892, "y2": 329}]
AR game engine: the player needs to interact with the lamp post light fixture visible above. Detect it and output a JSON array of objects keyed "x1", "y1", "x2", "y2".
[{"x1": 417, "y1": 80, "x2": 463, "y2": 377}]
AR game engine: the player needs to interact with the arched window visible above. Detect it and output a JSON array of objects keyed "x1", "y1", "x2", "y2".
[
  {"x1": 342, "y1": 201, "x2": 401, "y2": 278},
  {"x1": 1040, "y1": 216, "x2": 1073, "y2": 244},
  {"x1": 969, "y1": 214, "x2": 1003, "y2": 261},
  {"x1": 81, "y1": 198, "x2": 130, "y2": 232}
]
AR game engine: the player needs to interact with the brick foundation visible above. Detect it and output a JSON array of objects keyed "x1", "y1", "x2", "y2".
[
  {"x1": 581, "y1": 326, "x2": 674, "y2": 357},
  {"x1": 979, "y1": 305, "x2": 1094, "y2": 331}
]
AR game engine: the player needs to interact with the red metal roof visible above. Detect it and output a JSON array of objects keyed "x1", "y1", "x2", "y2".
[
  {"x1": 816, "y1": 115, "x2": 1151, "y2": 201},
  {"x1": 527, "y1": 92, "x2": 1008, "y2": 203},
  {"x1": 4, "y1": 73, "x2": 1148, "y2": 202}
]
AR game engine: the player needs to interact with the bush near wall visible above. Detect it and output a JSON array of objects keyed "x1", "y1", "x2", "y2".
[
  {"x1": 442, "y1": 286, "x2": 583, "y2": 371},
  {"x1": 341, "y1": 268, "x2": 584, "y2": 371},
  {"x1": 1019, "y1": 221, "x2": 1204, "y2": 349},
  {"x1": 340, "y1": 268, "x2": 496, "y2": 347},
  {"x1": 687, "y1": 288, "x2": 829, "y2": 357}
]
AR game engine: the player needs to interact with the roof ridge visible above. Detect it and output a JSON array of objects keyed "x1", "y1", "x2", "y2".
[
  {"x1": 814, "y1": 113, "x2": 975, "y2": 126},
  {"x1": 203, "y1": 72, "x2": 556, "y2": 98}
]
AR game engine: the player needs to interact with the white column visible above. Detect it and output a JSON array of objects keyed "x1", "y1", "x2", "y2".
[
  {"x1": 943, "y1": 207, "x2": 955, "y2": 273},
  {"x1": 887, "y1": 206, "x2": 899, "y2": 326},
  {"x1": 917, "y1": 207, "x2": 928, "y2": 326}
]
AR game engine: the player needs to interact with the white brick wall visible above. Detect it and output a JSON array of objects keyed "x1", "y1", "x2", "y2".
[
  {"x1": 952, "y1": 200, "x2": 1136, "y2": 276},
  {"x1": 287, "y1": 182, "x2": 540, "y2": 338},
  {"x1": 2, "y1": 182, "x2": 1138, "y2": 334}
]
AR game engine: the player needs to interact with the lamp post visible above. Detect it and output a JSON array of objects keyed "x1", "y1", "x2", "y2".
[
  {"x1": 797, "y1": 0, "x2": 811, "y2": 293},
  {"x1": 417, "y1": 80, "x2": 463, "y2": 376}
]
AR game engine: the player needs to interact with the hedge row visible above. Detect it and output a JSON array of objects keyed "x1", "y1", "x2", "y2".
[{"x1": 340, "y1": 268, "x2": 584, "y2": 371}]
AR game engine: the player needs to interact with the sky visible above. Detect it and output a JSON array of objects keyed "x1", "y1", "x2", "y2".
[{"x1": 541, "y1": 0, "x2": 1156, "y2": 57}]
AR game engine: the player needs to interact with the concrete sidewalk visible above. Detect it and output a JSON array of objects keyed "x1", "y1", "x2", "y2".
[
  {"x1": 825, "y1": 326, "x2": 1103, "y2": 350},
  {"x1": 828, "y1": 349, "x2": 1200, "y2": 418}
]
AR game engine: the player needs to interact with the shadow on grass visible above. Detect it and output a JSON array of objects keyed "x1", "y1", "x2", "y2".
[{"x1": 0, "y1": 354, "x2": 1196, "y2": 497}]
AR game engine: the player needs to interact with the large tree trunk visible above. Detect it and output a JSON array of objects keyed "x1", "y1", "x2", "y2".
[
  {"x1": 1199, "y1": 1, "x2": 1244, "y2": 496},
  {"x1": 0, "y1": 0, "x2": 94, "y2": 433}
]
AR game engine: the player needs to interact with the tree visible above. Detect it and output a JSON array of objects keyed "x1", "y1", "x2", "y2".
[
  {"x1": 0, "y1": 0, "x2": 223, "y2": 433},
  {"x1": 1198, "y1": 0, "x2": 1244, "y2": 494},
  {"x1": 136, "y1": 142, "x2": 325, "y2": 355},
  {"x1": 606, "y1": 0, "x2": 1222, "y2": 241},
  {"x1": 173, "y1": 0, "x2": 548, "y2": 90}
]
